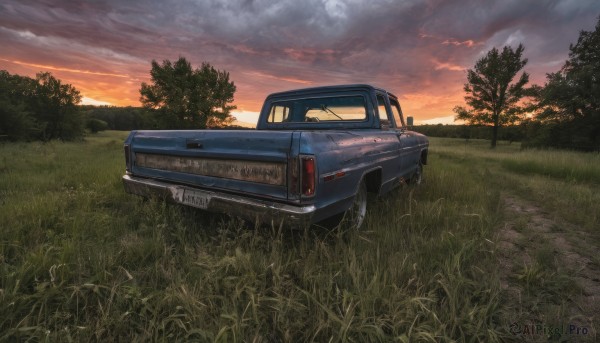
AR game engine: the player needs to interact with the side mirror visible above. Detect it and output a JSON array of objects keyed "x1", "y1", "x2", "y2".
[{"x1": 406, "y1": 116, "x2": 414, "y2": 126}]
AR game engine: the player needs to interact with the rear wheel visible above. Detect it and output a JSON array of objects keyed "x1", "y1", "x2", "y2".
[
  {"x1": 410, "y1": 162, "x2": 423, "y2": 185},
  {"x1": 341, "y1": 180, "x2": 367, "y2": 230}
]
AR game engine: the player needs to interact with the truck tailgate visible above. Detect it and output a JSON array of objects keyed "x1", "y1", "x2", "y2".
[{"x1": 129, "y1": 130, "x2": 293, "y2": 200}]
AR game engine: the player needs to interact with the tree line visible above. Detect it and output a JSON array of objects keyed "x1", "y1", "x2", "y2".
[
  {"x1": 0, "y1": 71, "x2": 83, "y2": 141},
  {"x1": 0, "y1": 70, "x2": 160, "y2": 140},
  {"x1": 81, "y1": 106, "x2": 157, "y2": 132},
  {"x1": 454, "y1": 16, "x2": 600, "y2": 151},
  {"x1": 0, "y1": 57, "x2": 237, "y2": 141},
  {"x1": 412, "y1": 124, "x2": 523, "y2": 143}
]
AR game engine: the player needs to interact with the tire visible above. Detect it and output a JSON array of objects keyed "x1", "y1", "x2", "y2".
[
  {"x1": 410, "y1": 162, "x2": 423, "y2": 185},
  {"x1": 341, "y1": 180, "x2": 368, "y2": 230}
]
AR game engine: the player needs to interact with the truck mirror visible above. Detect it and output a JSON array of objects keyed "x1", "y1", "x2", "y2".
[{"x1": 406, "y1": 116, "x2": 414, "y2": 126}]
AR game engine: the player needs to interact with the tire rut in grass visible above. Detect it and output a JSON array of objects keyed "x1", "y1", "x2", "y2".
[{"x1": 497, "y1": 194, "x2": 599, "y2": 341}]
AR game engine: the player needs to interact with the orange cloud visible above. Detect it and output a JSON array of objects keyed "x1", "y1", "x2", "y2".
[
  {"x1": 242, "y1": 71, "x2": 313, "y2": 85},
  {"x1": 418, "y1": 31, "x2": 481, "y2": 48},
  {"x1": 442, "y1": 39, "x2": 479, "y2": 47},
  {"x1": 0, "y1": 57, "x2": 143, "y2": 106},
  {"x1": 431, "y1": 59, "x2": 466, "y2": 71},
  {"x1": 81, "y1": 96, "x2": 113, "y2": 106},
  {"x1": 0, "y1": 58, "x2": 129, "y2": 78}
]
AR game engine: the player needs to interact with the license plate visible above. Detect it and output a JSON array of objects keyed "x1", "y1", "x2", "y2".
[{"x1": 180, "y1": 189, "x2": 211, "y2": 209}]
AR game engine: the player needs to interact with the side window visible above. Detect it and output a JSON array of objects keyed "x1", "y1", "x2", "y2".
[
  {"x1": 376, "y1": 94, "x2": 390, "y2": 129},
  {"x1": 389, "y1": 99, "x2": 404, "y2": 128},
  {"x1": 268, "y1": 105, "x2": 290, "y2": 123}
]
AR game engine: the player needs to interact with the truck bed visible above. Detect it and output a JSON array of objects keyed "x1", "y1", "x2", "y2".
[{"x1": 127, "y1": 130, "x2": 295, "y2": 201}]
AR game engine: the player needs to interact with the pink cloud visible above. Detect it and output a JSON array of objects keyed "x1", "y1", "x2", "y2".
[
  {"x1": 431, "y1": 59, "x2": 466, "y2": 71},
  {"x1": 242, "y1": 70, "x2": 313, "y2": 85},
  {"x1": 0, "y1": 58, "x2": 129, "y2": 78},
  {"x1": 442, "y1": 39, "x2": 479, "y2": 47}
]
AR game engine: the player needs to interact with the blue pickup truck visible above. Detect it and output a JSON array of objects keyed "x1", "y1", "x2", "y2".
[{"x1": 123, "y1": 84, "x2": 428, "y2": 229}]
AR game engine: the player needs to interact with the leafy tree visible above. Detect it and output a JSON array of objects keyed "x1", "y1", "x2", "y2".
[
  {"x1": 31, "y1": 72, "x2": 83, "y2": 140},
  {"x1": 0, "y1": 100, "x2": 34, "y2": 141},
  {"x1": 529, "y1": 17, "x2": 600, "y2": 150},
  {"x1": 454, "y1": 44, "x2": 531, "y2": 148},
  {"x1": 86, "y1": 118, "x2": 109, "y2": 133},
  {"x1": 139, "y1": 57, "x2": 236, "y2": 129},
  {"x1": 0, "y1": 70, "x2": 84, "y2": 141},
  {"x1": 0, "y1": 71, "x2": 36, "y2": 140}
]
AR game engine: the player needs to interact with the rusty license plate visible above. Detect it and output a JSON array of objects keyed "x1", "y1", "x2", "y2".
[{"x1": 180, "y1": 189, "x2": 211, "y2": 209}]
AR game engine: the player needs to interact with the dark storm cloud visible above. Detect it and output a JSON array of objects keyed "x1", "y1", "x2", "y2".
[
  {"x1": 1, "y1": 0, "x2": 599, "y2": 118},
  {"x1": 419, "y1": 0, "x2": 600, "y2": 77}
]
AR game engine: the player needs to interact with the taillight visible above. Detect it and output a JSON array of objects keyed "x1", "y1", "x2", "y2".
[
  {"x1": 124, "y1": 144, "x2": 131, "y2": 172},
  {"x1": 301, "y1": 156, "x2": 315, "y2": 197}
]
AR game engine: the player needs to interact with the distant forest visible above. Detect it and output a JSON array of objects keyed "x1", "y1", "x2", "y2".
[
  {"x1": 412, "y1": 124, "x2": 522, "y2": 143},
  {"x1": 80, "y1": 104, "x2": 600, "y2": 151},
  {"x1": 412, "y1": 123, "x2": 597, "y2": 151},
  {"x1": 81, "y1": 105, "x2": 249, "y2": 132}
]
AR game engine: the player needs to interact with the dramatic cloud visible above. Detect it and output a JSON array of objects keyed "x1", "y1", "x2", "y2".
[{"x1": 1, "y1": 0, "x2": 599, "y2": 123}]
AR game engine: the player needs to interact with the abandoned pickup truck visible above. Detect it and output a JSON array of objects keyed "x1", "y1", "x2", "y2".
[{"x1": 123, "y1": 84, "x2": 429, "y2": 229}]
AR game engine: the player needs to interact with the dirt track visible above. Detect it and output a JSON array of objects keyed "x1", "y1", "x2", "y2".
[{"x1": 497, "y1": 194, "x2": 599, "y2": 341}]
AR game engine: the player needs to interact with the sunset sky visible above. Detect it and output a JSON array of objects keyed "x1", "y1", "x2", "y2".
[{"x1": 1, "y1": 0, "x2": 599, "y2": 124}]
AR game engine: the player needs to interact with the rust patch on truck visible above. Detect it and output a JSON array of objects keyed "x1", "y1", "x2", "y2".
[{"x1": 135, "y1": 153, "x2": 286, "y2": 186}]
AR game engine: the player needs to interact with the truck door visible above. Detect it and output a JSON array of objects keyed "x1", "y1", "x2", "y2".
[
  {"x1": 375, "y1": 93, "x2": 404, "y2": 188},
  {"x1": 388, "y1": 97, "x2": 419, "y2": 179}
]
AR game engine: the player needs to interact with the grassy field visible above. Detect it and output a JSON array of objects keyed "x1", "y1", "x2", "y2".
[{"x1": 0, "y1": 132, "x2": 598, "y2": 341}]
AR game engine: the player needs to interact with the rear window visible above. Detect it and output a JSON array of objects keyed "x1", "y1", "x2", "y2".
[{"x1": 267, "y1": 95, "x2": 367, "y2": 123}]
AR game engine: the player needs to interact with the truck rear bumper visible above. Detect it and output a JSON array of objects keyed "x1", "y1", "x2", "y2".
[{"x1": 122, "y1": 174, "x2": 315, "y2": 226}]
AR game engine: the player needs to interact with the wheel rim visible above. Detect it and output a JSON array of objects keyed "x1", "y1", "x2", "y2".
[
  {"x1": 346, "y1": 182, "x2": 367, "y2": 230},
  {"x1": 414, "y1": 164, "x2": 423, "y2": 185}
]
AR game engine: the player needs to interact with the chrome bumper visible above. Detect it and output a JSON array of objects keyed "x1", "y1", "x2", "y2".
[{"x1": 122, "y1": 175, "x2": 315, "y2": 226}]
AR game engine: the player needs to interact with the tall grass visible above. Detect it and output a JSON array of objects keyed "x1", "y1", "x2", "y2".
[
  {"x1": 432, "y1": 137, "x2": 600, "y2": 234},
  {"x1": 428, "y1": 137, "x2": 600, "y2": 343},
  {"x1": 4, "y1": 132, "x2": 592, "y2": 341},
  {"x1": 432, "y1": 137, "x2": 600, "y2": 184}
]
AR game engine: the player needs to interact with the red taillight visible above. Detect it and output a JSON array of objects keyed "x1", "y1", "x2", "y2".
[{"x1": 301, "y1": 157, "x2": 315, "y2": 196}]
